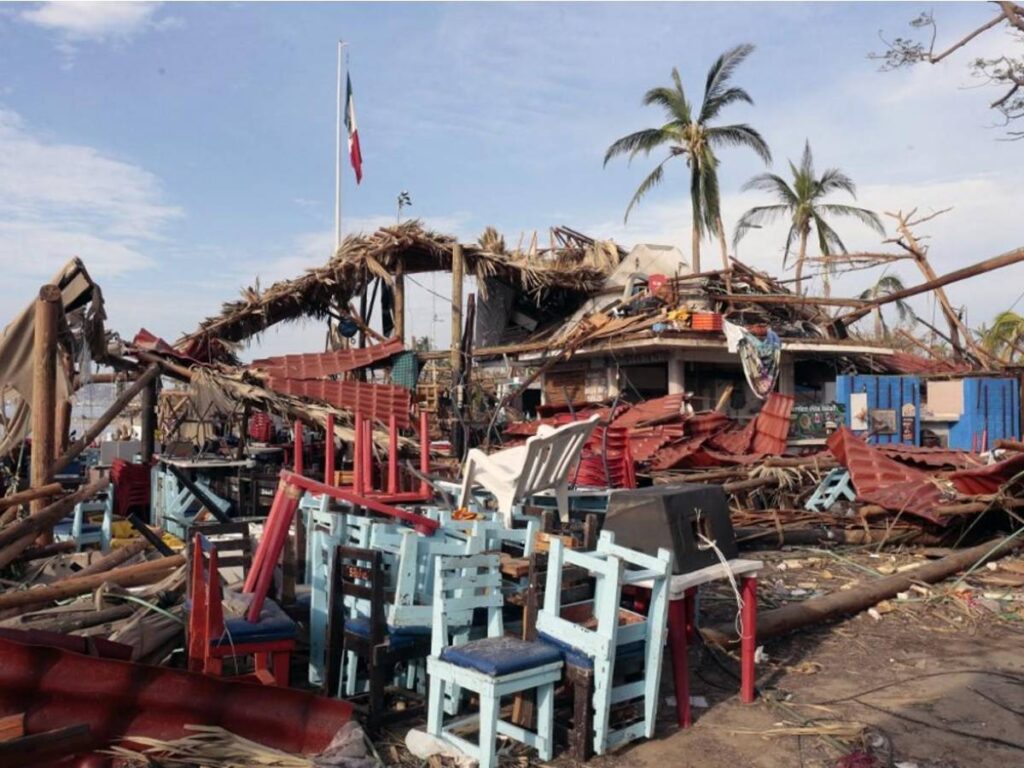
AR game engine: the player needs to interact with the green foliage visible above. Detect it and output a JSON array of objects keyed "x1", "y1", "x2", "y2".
[{"x1": 980, "y1": 310, "x2": 1024, "y2": 361}]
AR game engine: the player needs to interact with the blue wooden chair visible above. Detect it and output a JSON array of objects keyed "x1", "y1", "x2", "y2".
[
  {"x1": 426, "y1": 553, "x2": 563, "y2": 768},
  {"x1": 536, "y1": 532, "x2": 671, "y2": 755},
  {"x1": 54, "y1": 488, "x2": 114, "y2": 552}
]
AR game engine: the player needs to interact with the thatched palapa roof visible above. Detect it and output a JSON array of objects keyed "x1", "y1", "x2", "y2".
[{"x1": 178, "y1": 221, "x2": 625, "y2": 352}]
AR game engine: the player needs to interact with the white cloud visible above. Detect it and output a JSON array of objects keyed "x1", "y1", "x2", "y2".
[
  {"x1": 0, "y1": 106, "x2": 181, "y2": 287},
  {"x1": 19, "y1": 2, "x2": 172, "y2": 42}
]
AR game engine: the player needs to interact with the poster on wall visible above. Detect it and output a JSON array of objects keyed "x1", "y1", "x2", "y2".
[
  {"x1": 869, "y1": 409, "x2": 897, "y2": 435},
  {"x1": 790, "y1": 403, "x2": 845, "y2": 440},
  {"x1": 850, "y1": 392, "x2": 869, "y2": 431}
]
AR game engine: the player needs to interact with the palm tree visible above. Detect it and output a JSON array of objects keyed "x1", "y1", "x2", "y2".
[
  {"x1": 859, "y1": 273, "x2": 913, "y2": 339},
  {"x1": 734, "y1": 141, "x2": 884, "y2": 295},
  {"x1": 604, "y1": 44, "x2": 771, "y2": 274},
  {"x1": 980, "y1": 311, "x2": 1024, "y2": 362}
]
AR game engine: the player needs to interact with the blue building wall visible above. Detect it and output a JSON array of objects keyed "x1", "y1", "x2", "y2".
[
  {"x1": 835, "y1": 374, "x2": 920, "y2": 445},
  {"x1": 947, "y1": 378, "x2": 1020, "y2": 450}
]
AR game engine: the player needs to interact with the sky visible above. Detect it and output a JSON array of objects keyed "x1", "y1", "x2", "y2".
[{"x1": 1, "y1": 1, "x2": 1022, "y2": 361}]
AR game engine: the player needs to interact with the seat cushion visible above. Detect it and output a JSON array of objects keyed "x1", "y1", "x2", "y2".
[
  {"x1": 538, "y1": 632, "x2": 647, "y2": 670},
  {"x1": 214, "y1": 597, "x2": 297, "y2": 645},
  {"x1": 439, "y1": 636, "x2": 562, "y2": 676},
  {"x1": 345, "y1": 617, "x2": 430, "y2": 649}
]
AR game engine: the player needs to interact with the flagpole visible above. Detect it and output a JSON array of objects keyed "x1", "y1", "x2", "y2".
[{"x1": 334, "y1": 40, "x2": 348, "y2": 252}]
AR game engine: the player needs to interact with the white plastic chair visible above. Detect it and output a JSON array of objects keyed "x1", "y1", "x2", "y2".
[{"x1": 458, "y1": 414, "x2": 600, "y2": 525}]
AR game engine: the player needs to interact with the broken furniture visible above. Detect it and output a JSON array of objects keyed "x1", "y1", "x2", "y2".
[
  {"x1": 804, "y1": 468, "x2": 856, "y2": 512},
  {"x1": 187, "y1": 534, "x2": 297, "y2": 686},
  {"x1": 458, "y1": 414, "x2": 600, "y2": 525},
  {"x1": 324, "y1": 544, "x2": 431, "y2": 731},
  {"x1": 152, "y1": 458, "x2": 237, "y2": 540},
  {"x1": 53, "y1": 488, "x2": 114, "y2": 552},
  {"x1": 601, "y1": 482, "x2": 761, "y2": 727},
  {"x1": 536, "y1": 532, "x2": 671, "y2": 755},
  {"x1": 427, "y1": 553, "x2": 563, "y2": 768}
]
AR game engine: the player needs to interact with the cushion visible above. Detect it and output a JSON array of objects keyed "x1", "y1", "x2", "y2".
[
  {"x1": 213, "y1": 597, "x2": 297, "y2": 645},
  {"x1": 345, "y1": 617, "x2": 430, "y2": 649},
  {"x1": 538, "y1": 632, "x2": 647, "y2": 670},
  {"x1": 440, "y1": 636, "x2": 563, "y2": 676}
]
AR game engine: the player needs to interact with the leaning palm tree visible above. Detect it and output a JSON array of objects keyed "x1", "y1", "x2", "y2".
[
  {"x1": 734, "y1": 141, "x2": 884, "y2": 295},
  {"x1": 604, "y1": 44, "x2": 771, "y2": 274},
  {"x1": 980, "y1": 310, "x2": 1024, "y2": 362},
  {"x1": 859, "y1": 273, "x2": 913, "y2": 339}
]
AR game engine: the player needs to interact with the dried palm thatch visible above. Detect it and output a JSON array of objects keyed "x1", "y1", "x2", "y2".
[
  {"x1": 178, "y1": 221, "x2": 624, "y2": 350},
  {"x1": 107, "y1": 725, "x2": 317, "y2": 767}
]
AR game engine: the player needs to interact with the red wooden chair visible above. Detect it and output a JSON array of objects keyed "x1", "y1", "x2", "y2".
[{"x1": 188, "y1": 534, "x2": 297, "y2": 686}]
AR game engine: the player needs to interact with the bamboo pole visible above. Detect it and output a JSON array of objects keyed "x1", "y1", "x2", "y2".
[
  {"x1": 30, "y1": 285, "x2": 61, "y2": 542},
  {"x1": 0, "y1": 482, "x2": 63, "y2": 519},
  {"x1": 140, "y1": 374, "x2": 158, "y2": 462},
  {"x1": 0, "y1": 554, "x2": 185, "y2": 612},
  {"x1": 74, "y1": 536, "x2": 149, "y2": 578},
  {"x1": 53, "y1": 363, "x2": 161, "y2": 475},
  {"x1": 702, "y1": 536, "x2": 1021, "y2": 645},
  {"x1": 451, "y1": 243, "x2": 464, "y2": 376}
]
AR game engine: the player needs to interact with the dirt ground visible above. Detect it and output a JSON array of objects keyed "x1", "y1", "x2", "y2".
[
  {"x1": 374, "y1": 545, "x2": 1024, "y2": 768},
  {"x1": 588, "y1": 547, "x2": 1024, "y2": 768}
]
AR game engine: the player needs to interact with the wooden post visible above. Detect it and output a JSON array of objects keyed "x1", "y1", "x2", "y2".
[
  {"x1": 393, "y1": 261, "x2": 405, "y2": 344},
  {"x1": 31, "y1": 285, "x2": 60, "y2": 542},
  {"x1": 450, "y1": 243, "x2": 464, "y2": 379},
  {"x1": 53, "y1": 363, "x2": 162, "y2": 475},
  {"x1": 140, "y1": 374, "x2": 158, "y2": 463},
  {"x1": 293, "y1": 420, "x2": 304, "y2": 476}
]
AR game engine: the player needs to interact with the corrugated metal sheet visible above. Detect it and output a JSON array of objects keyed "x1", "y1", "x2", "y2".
[
  {"x1": 648, "y1": 437, "x2": 708, "y2": 471},
  {"x1": 827, "y1": 426, "x2": 947, "y2": 523},
  {"x1": 877, "y1": 445, "x2": 982, "y2": 470},
  {"x1": 611, "y1": 394, "x2": 685, "y2": 428},
  {"x1": 949, "y1": 452, "x2": 1024, "y2": 496},
  {"x1": 751, "y1": 393, "x2": 794, "y2": 455},
  {"x1": 686, "y1": 410, "x2": 730, "y2": 438},
  {"x1": 252, "y1": 338, "x2": 404, "y2": 379},
  {"x1": 266, "y1": 377, "x2": 411, "y2": 427},
  {"x1": 707, "y1": 420, "x2": 756, "y2": 455}
]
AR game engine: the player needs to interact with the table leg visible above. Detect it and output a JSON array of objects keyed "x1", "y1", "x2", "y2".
[
  {"x1": 667, "y1": 597, "x2": 691, "y2": 728},
  {"x1": 740, "y1": 575, "x2": 757, "y2": 704},
  {"x1": 684, "y1": 586, "x2": 697, "y2": 642}
]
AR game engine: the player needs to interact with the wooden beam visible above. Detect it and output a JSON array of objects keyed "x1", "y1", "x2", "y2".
[
  {"x1": 139, "y1": 374, "x2": 158, "y2": 462},
  {"x1": 451, "y1": 242, "x2": 464, "y2": 377},
  {"x1": 393, "y1": 260, "x2": 405, "y2": 344},
  {"x1": 837, "y1": 246, "x2": 1024, "y2": 326},
  {"x1": 30, "y1": 285, "x2": 61, "y2": 544},
  {"x1": 52, "y1": 363, "x2": 161, "y2": 475}
]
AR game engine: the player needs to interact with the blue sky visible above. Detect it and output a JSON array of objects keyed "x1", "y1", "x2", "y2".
[{"x1": 1, "y1": 1, "x2": 1022, "y2": 359}]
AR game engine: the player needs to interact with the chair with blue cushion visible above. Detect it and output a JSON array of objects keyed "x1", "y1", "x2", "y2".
[
  {"x1": 54, "y1": 488, "x2": 114, "y2": 552},
  {"x1": 426, "y1": 553, "x2": 563, "y2": 768},
  {"x1": 187, "y1": 534, "x2": 297, "y2": 687},
  {"x1": 536, "y1": 532, "x2": 671, "y2": 755},
  {"x1": 324, "y1": 544, "x2": 432, "y2": 732}
]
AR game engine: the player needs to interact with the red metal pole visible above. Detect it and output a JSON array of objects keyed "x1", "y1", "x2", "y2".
[
  {"x1": 293, "y1": 420, "x2": 304, "y2": 476},
  {"x1": 419, "y1": 410, "x2": 430, "y2": 496},
  {"x1": 387, "y1": 414, "x2": 398, "y2": 495},
  {"x1": 324, "y1": 413, "x2": 336, "y2": 486},
  {"x1": 243, "y1": 480, "x2": 287, "y2": 593},
  {"x1": 362, "y1": 416, "x2": 373, "y2": 494},
  {"x1": 246, "y1": 478, "x2": 303, "y2": 623},
  {"x1": 351, "y1": 416, "x2": 362, "y2": 492},
  {"x1": 740, "y1": 575, "x2": 758, "y2": 704},
  {"x1": 667, "y1": 597, "x2": 691, "y2": 728}
]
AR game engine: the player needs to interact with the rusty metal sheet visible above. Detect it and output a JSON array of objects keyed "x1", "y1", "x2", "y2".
[
  {"x1": 686, "y1": 410, "x2": 730, "y2": 438},
  {"x1": 266, "y1": 377, "x2": 411, "y2": 427},
  {"x1": 708, "y1": 420, "x2": 756, "y2": 455},
  {"x1": 949, "y1": 452, "x2": 1024, "y2": 496},
  {"x1": 877, "y1": 445, "x2": 983, "y2": 470},
  {"x1": 827, "y1": 426, "x2": 948, "y2": 523},
  {"x1": 611, "y1": 394, "x2": 685, "y2": 429},
  {"x1": 252, "y1": 338, "x2": 404, "y2": 379},
  {"x1": 648, "y1": 437, "x2": 709, "y2": 471},
  {"x1": 0, "y1": 635, "x2": 352, "y2": 757},
  {"x1": 751, "y1": 393, "x2": 794, "y2": 455}
]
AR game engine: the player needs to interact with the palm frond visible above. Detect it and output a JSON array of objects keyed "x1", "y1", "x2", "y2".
[
  {"x1": 799, "y1": 140, "x2": 815, "y2": 178},
  {"x1": 782, "y1": 224, "x2": 801, "y2": 268},
  {"x1": 689, "y1": 159, "x2": 707, "y2": 238},
  {"x1": 733, "y1": 204, "x2": 790, "y2": 247},
  {"x1": 818, "y1": 203, "x2": 885, "y2": 235},
  {"x1": 817, "y1": 167, "x2": 857, "y2": 198},
  {"x1": 698, "y1": 152, "x2": 722, "y2": 234},
  {"x1": 812, "y1": 213, "x2": 847, "y2": 255},
  {"x1": 706, "y1": 124, "x2": 772, "y2": 163},
  {"x1": 642, "y1": 71, "x2": 691, "y2": 122},
  {"x1": 624, "y1": 156, "x2": 672, "y2": 223},
  {"x1": 604, "y1": 128, "x2": 673, "y2": 167},
  {"x1": 741, "y1": 173, "x2": 798, "y2": 205},
  {"x1": 700, "y1": 44, "x2": 755, "y2": 122}
]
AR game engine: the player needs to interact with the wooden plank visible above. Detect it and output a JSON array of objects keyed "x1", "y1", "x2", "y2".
[{"x1": 0, "y1": 714, "x2": 24, "y2": 743}]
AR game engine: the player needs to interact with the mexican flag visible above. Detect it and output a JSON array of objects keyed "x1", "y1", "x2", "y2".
[{"x1": 345, "y1": 73, "x2": 363, "y2": 184}]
